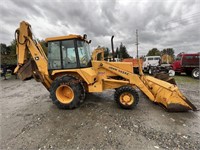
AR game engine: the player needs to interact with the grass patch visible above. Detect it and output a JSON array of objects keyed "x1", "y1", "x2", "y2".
[{"x1": 174, "y1": 75, "x2": 199, "y2": 83}]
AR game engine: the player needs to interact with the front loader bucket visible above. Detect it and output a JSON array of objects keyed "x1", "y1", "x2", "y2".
[{"x1": 142, "y1": 76, "x2": 197, "y2": 112}]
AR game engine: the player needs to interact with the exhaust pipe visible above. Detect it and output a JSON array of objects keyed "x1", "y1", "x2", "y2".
[{"x1": 111, "y1": 35, "x2": 114, "y2": 61}]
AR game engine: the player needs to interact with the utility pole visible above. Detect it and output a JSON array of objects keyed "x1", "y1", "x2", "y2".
[{"x1": 136, "y1": 29, "x2": 139, "y2": 58}]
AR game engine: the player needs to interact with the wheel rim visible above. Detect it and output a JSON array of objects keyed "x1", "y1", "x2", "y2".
[
  {"x1": 149, "y1": 69, "x2": 152, "y2": 74},
  {"x1": 120, "y1": 92, "x2": 134, "y2": 106},
  {"x1": 193, "y1": 70, "x2": 199, "y2": 78},
  {"x1": 56, "y1": 85, "x2": 74, "y2": 104}
]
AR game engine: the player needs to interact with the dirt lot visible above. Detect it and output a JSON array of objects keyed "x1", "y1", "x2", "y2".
[{"x1": 0, "y1": 75, "x2": 200, "y2": 150}]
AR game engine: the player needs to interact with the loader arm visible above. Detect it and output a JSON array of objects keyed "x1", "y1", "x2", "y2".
[
  {"x1": 14, "y1": 21, "x2": 52, "y2": 90},
  {"x1": 98, "y1": 60, "x2": 197, "y2": 112},
  {"x1": 101, "y1": 61, "x2": 155, "y2": 101},
  {"x1": 90, "y1": 49, "x2": 197, "y2": 112}
]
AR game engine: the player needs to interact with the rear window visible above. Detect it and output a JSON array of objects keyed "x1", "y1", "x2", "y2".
[
  {"x1": 185, "y1": 56, "x2": 193, "y2": 59},
  {"x1": 148, "y1": 58, "x2": 153, "y2": 60}
]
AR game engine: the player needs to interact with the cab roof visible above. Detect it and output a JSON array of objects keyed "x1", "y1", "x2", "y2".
[{"x1": 45, "y1": 34, "x2": 85, "y2": 42}]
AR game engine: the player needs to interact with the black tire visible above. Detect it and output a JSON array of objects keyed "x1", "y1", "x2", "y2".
[
  {"x1": 50, "y1": 75, "x2": 85, "y2": 109},
  {"x1": 175, "y1": 72, "x2": 181, "y2": 75},
  {"x1": 114, "y1": 86, "x2": 139, "y2": 109},
  {"x1": 185, "y1": 71, "x2": 191, "y2": 76},
  {"x1": 192, "y1": 68, "x2": 199, "y2": 79}
]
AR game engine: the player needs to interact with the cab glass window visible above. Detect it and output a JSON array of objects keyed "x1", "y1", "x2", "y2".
[
  {"x1": 62, "y1": 40, "x2": 77, "y2": 69},
  {"x1": 154, "y1": 57, "x2": 160, "y2": 60},
  {"x1": 77, "y1": 40, "x2": 91, "y2": 67},
  {"x1": 48, "y1": 41, "x2": 61, "y2": 69}
]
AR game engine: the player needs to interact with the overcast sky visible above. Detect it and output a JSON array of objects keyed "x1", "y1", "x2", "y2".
[{"x1": 0, "y1": 0, "x2": 199, "y2": 57}]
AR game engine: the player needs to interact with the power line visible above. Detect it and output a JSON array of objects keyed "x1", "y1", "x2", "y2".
[
  {"x1": 163, "y1": 20, "x2": 200, "y2": 31},
  {"x1": 165, "y1": 12, "x2": 200, "y2": 24}
]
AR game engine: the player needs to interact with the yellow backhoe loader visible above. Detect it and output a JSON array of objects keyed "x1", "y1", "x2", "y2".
[{"x1": 14, "y1": 21, "x2": 197, "y2": 112}]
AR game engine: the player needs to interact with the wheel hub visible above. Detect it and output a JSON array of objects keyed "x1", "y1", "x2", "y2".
[
  {"x1": 56, "y1": 85, "x2": 74, "y2": 104},
  {"x1": 120, "y1": 92, "x2": 134, "y2": 105}
]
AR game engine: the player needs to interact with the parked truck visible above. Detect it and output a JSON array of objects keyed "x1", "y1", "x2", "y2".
[
  {"x1": 142, "y1": 56, "x2": 174, "y2": 76},
  {"x1": 172, "y1": 53, "x2": 199, "y2": 79}
]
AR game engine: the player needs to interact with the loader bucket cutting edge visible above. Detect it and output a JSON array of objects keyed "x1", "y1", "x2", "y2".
[{"x1": 142, "y1": 76, "x2": 197, "y2": 112}]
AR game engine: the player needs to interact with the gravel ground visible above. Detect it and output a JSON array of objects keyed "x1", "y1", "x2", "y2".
[{"x1": 0, "y1": 75, "x2": 200, "y2": 150}]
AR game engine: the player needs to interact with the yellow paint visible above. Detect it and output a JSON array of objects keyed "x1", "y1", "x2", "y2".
[
  {"x1": 56, "y1": 85, "x2": 74, "y2": 104},
  {"x1": 14, "y1": 21, "x2": 196, "y2": 111},
  {"x1": 120, "y1": 92, "x2": 134, "y2": 106},
  {"x1": 51, "y1": 67, "x2": 97, "y2": 84},
  {"x1": 45, "y1": 34, "x2": 90, "y2": 43}
]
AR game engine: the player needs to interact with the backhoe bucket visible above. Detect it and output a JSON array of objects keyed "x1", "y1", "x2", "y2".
[
  {"x1": 142, "y1": 76, "x2": 197, "y2": 112},
  {"x1": 15, "y1": 59, "x2": 33, "y2": 80}
]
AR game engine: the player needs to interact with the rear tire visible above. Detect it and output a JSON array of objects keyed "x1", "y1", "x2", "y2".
[
  {"x1": 114, "y1": 86, "x2": 139, "y2": 109},
  {"x1": 192, "y1": 68, "x2": 199, "y2": 79},
  {"x1": 50, "y1": 75, "x2": 85, "y2": 109}
]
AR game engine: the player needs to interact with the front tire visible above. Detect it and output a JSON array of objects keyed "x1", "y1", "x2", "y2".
[
  {"x1": 114, "y1": 86, "x2": 139, "y2": 109},
  {"x1": 192, "y1": 68, "x2": 199, "y2": 79},
  {"x1": 50, "y1": 75, "x2": 85, "y2": 109}
]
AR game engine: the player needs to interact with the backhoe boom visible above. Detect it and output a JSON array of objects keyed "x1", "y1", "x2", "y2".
[{"x1": 14, "y1": 21, "x2": 52, "y2": 90}]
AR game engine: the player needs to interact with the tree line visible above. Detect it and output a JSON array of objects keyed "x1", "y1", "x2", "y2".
[
  {"x1": 146, "y1": 48, "x2": 175, "y2": 58},
  {"x1": 0, "y1": 39, "x2": 47, "y2": 66},
  {"x1": 98, "y1": 42, "x2": 131, "y2": 60}
]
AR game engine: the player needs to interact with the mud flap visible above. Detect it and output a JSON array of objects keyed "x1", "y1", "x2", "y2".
[{"x1": 143, "y1": 75, "x2": 197, "y2": 112}]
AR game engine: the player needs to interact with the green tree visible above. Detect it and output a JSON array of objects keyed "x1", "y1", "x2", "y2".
[
  {"x1": 161, "y1": 48, "x2": 174, "y2": 57},
  {"x1": 115, "y1": 47, "x2": 119, "y2": 58},
  {"x1": 0, "y1": 43, "x2": 8, "y2": 55},
  {"x1": 7, "y1": 39, "x2": 16, "y2": 55},
  {"x1": 146, "y1": 48, "x2": 161, "y2": 56},
  {"x1": 104, "y1": 47, "x2": 110, "y2": 59},
  {"x1": 0, "y1": 41, "x2": 17, "y2": 65},
  {"x1": 118, "y1": 42, "x2": 131, "y2": 58}
]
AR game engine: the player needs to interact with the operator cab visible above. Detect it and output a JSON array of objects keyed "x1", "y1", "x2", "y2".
[{"x1": 46, "y1": 34, "x2": 91, "y2": 70}]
